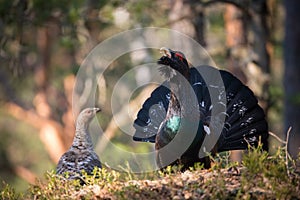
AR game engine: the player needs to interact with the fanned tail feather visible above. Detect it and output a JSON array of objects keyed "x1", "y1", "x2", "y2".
[{"x1": 217, "y1": 71, "x2": 268, "y2": 151}]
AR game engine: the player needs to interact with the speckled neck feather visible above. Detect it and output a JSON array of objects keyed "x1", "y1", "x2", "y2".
[{"x1": 71, "y1": 113, "x2": 94, "y2": 150}]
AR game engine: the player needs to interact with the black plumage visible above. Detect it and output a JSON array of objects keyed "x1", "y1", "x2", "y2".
[
  {"x1": 56, "y1": 108, "x2": 102, "y2": 182},
  {"x1": 133, "y1": 47, "x2": 269, "y2": 169}
]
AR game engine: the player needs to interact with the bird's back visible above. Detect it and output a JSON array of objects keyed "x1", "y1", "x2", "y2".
[{"x1": 56, "y1": 148, "x2": 101, "y2": 177}]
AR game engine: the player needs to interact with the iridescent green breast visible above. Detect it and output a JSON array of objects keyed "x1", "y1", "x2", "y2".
[
  {"x1": 166, "y1": 116, "x2": 181, "y2": 133},
  {"x1": 165, "y1": 116, "x2": 204, "y2": 140}
]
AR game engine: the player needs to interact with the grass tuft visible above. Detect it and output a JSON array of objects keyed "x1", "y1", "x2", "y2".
[{"x1": 1, "y1": 181, "x2": 23, "y2": 200}]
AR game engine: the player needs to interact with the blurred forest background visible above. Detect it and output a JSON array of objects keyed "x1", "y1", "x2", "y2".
[{"x1": 0, "y1": 0, "x2": 299, "y2": 192}]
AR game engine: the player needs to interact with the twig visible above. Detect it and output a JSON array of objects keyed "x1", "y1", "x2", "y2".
[
  {"x1": 285, "y1": 127, "x2": 292, "y2": 176},
  {"x1": 268, "y1": 131, "x2": 287, "y2": 144},
  {"x1": 268, "y1": 128, "x2": 295, "y2": 176}
]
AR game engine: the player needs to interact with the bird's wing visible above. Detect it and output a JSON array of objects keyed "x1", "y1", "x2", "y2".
[
  {"x1": 133, "y1": 82, "x2": 170, "y2": 142},
  {"x1": 56, "y1": 150, "x2": 101, "y2": 176},
  {"x1": 56, "y1": 150, "x2": 78, "y2": 175},
  {"x1": 77, "y1": 150, "x2": 102, "y2": 174}
]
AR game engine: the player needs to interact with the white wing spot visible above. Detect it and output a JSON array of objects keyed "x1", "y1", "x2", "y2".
[
  {"x1": 204, "y1": 125, "x2": 210, "y2": 135},
  {"x1": 166, "y1": 93, "x2": 171, "y2": 100},
  {"x1": 193, "y1": 82, "x2": 202, "y2": 86}
]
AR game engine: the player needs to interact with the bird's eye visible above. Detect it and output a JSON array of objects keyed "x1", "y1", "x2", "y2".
[{"x1": 175, "y1": 52, "x2": 184, "y2": 62}]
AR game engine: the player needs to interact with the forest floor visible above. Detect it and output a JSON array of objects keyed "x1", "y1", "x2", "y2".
[{"x1": 1, "y1": 146, "x2": 300, "y2": 199}]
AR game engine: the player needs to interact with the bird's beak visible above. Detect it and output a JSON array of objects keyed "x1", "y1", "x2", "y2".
[
  {"x1": 94, "y1": 108, "x2": 101, "y2": 113},
  {"x1": 160, "y1": 47, "x2": 171, "y2": 58}
]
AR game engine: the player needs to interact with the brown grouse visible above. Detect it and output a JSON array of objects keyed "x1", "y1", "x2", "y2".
[{"x1": 56, "y1": 108, "x2": 101, "y2": 180}]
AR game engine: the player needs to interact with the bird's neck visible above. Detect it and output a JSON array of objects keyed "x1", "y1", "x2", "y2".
[
  {"x1": 71, "y1": 120, "x2": 93, "y2": 150},
  {"x1": 168, "y1": 72, "x2": 199, "y2": 120},
  {"x1": 166, "y1": 92, "x2": 181, "y2": 118}
]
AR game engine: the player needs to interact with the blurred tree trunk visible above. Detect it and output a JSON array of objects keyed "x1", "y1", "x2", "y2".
[
  {"x1": 247, "y1": 0, "x2": 271, "y2": 112},
  {"x1": 5, "y1": 19, "x2": 72, "y2": 165},
  {"x1": 224, "y1": 4, "x2": 248, "y2": 163},
  {"x1": 223, "y1": 1, "x2": 270, "y2": 111},
  {"x1": 224, "y1": 1, "x2": 271, "y2": 161},
  {"x1": 224, "y1": 4, "x2": 247, "y2": 83},
  {"x1": 35, "y1": 20, "x2": 68, "y2": 162},
  {"x1": 191, "y1": 1, "x2": 206, "y2": 47},
  {"x1": 169, "y1": 0, "x2": 196, "y2": 49},
  {"x1": 168, "y1": 0, "x2": 206, "y2": 48},
  {"x1": 284, "y1": 0, "x2": 300, "y2": 167}
]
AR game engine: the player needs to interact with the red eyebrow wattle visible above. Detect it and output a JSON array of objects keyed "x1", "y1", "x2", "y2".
[{"x1": 175, "y1": 52, "x2": 184, "y2": 61}]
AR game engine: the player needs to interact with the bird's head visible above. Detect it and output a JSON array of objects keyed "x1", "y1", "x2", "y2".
[
  {"x1": 158, "y1": 47, "x2": 190, "y2": 79},
  {"x1": 77, "y1": 107, "x2": 101, "y2": 126}
]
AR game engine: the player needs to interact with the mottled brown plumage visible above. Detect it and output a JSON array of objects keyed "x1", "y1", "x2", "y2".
[{"x1": 56, "y1": 108, "x2": 101, "y2": 181}]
